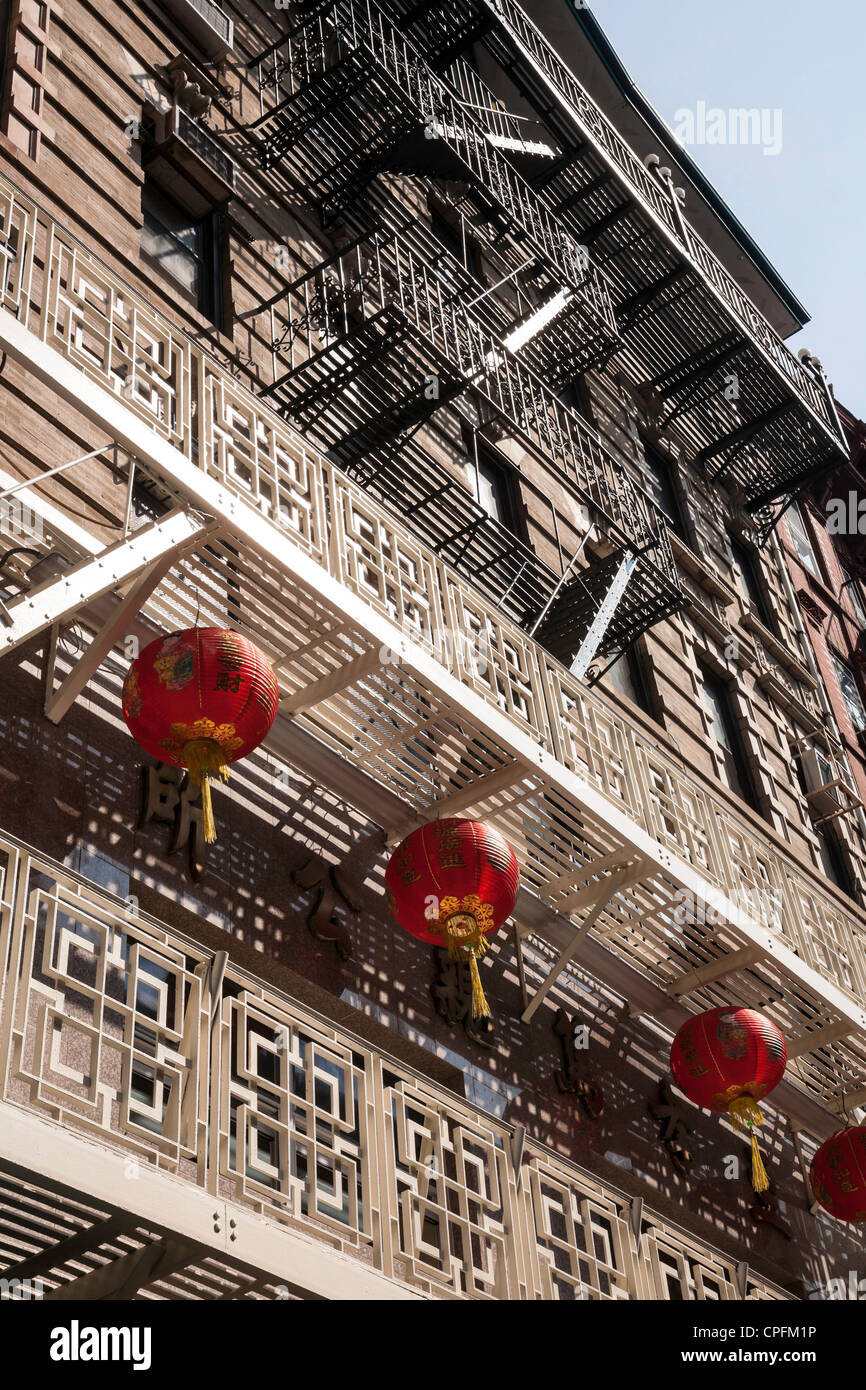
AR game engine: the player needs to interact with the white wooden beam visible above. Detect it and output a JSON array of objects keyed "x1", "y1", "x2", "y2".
[
  {"x1": 43, "y1": 517, "x2": 214, "y2": 723},
  {"x1": 521, "y1": 864, "x2": 644, "y2": 1023},
  {"x1": 280, "y1": 647, "x2": 384, "y2": 714},
  {"x1": 0, "y1": 508, "x2": 206, "y2": 654},
  {"x1": 786, "y1": 1020, "x2": 854, "y2": 1061},
  {"x1": 385, "y1": 762, "x2": 531, "y2": 843},
  {"x1": 667, "y1": 945, "x2": 765, "y2": 998}
]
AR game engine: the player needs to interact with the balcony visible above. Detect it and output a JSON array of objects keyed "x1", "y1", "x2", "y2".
[
  {"x1": 374, "y1": 0, "x2": 849, "y2": 533},
  {"x1": 252, "y1": 226, "x2": 683, "y2": 665},
  {"x1": 247, "y1": 0, "x2": 620, "y2": 385},
  {"x1": 0, "y1": 831, "x2": 795, "y2": 1300},
  {"x1": 0, "y1": 168, "x2": 865, "y2": 1146}
]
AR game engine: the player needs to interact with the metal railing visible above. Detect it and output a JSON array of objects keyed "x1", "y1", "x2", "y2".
[
  {"x1": 0, "y1": 832, "x2": 793, "y2": 1300},
  {"x1": 251, "y1": 0, "x2": 617, "y2": 336},
  {"x1": 481, "y1": 0, "x2": 840, "y2": 440},
  {"x1": 1, "y1": 167, "x2": 866, "y2": 1115},
  {"x1": 269, "y1": 229, "x2": 672, "y2": 565}
]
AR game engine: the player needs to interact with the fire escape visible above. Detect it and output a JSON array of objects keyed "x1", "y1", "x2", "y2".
[
  {"x1": 248, "y1": 0, "x2": 685, "y2": 677},
  {"x1": 368, "y1": 0, "x2": 849, "y2": 537}
]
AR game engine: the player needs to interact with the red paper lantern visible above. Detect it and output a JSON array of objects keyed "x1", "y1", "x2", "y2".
[
  {"x1": 670, "y1": 1006, "x2": 787, "y2": 1191},
  {"x1": 385, "y1": 818, "x2": 519, "y2": 1017},
  {"x1": 122, "y1": 627, "x2": 279, "y2": 843},
  {"x1": 811, "y1": 1127, "x2": 866, "y2": 1223}
]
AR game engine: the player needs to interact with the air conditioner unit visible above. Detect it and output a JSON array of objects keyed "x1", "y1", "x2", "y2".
[
  {"x1": 150, "y1": 105, "x2": 236, "y2": 203},
  {"x1": 800, "y1": 746, "x2": 844, "y2": 820},
  {"x1": 162, "y1": 0, "x2": 234, "y2": 61}
]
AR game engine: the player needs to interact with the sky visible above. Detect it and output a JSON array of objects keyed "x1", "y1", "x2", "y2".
[{"x1": 582, "y1": 0, "x2": 866, "y2": 418}]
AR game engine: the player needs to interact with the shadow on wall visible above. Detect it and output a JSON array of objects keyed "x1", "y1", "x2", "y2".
[{"x1": 0, "y1": 632, "x2": 863, "y2": 1287}]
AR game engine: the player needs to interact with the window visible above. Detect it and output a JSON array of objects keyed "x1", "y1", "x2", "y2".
[
  {"x1": 831, "y1": 654, "x2": 866, "y2": 733},
  {"x1": 606, "y1": 646, "x2": 652, "y2": 714},
  {"x1": 729, "y1": 534, "x2": 774, "y2": 630},
  {"x1": 430, "y1": 210, "x2": 482, "y2": 282},
  {"x1": 815, "y1": 824, "x2": 854, "y2": 898},
  {"x1": 643, "y1": 443, "x2": 687, "y2": 539},
  {"x1": 469, "y1": 443, "x2": 517, "y2": 532},
  {"x1": 786, "y1": 502, "x2": 821, "y2": 578},
  {"x1": 699, "y1": 668, "x2": 758, "y2": 807},
  {"x1": 141, "y1": 182, "x2": 222, "y2": 324},
  {"x1": 841, "y1": 568, "x2": 866, "y2": 628}
]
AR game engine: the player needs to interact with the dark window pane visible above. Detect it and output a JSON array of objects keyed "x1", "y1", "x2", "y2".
[
  {"x1": 141, "y1": 183, "x2": 220, "y2": 324},
  {"x1": 142, "y1": 187, "x2": 200, "y2": 297},
  {"x1": 816, "y1": 825, "x2": 853, "y2": 897},
  {"x1": 470, "y1": 447, "x2": 515, "y2": 531},
  {"x1": 700, "y1": 669, "x2": 755, "y2": 807},
  {"x1": 606, "y1": 647, "x2": 650, "y2": 713},
  {"x1": 832, "y1": 655, "x2": 866, "y2": 732},
  {"x1": 842, "y1": 569, "x2": 866, "y2": 628},
  {"x1": 643, "y1": 444, "x2": 686, "y2": 539},
  {"x1": 729, "y1": 536, "x2": 774, "y2": 629}
]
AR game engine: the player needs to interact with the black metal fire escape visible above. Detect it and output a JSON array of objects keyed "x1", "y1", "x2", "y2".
[
  {"x1": 368, "y1": 0, "x2": 849, "y2": 539},
  {"x1": 249, "y1": 0, "x2": 620, "y2": 384},
  {"x1": 248, "y1": 228, "x2": 682, "y2": 672},
  {"x1": 246, "y1": 0, "x2": 687, "y2": 675}
]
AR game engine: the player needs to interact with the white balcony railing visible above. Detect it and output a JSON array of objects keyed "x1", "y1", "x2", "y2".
[
  {"x1": 0, "y1": 832, "x2": 793, "y2": 1300},
  {"x1": 0, "y1": 167, "x2": 865, "y2": 1130}
]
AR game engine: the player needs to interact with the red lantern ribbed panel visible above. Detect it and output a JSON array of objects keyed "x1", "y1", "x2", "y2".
[
  {"x1": 122, "y1": 627, "x2": 278, "y2": 766},
  {"x1": 670, "y1": 1007, "x2": 787, "y2": 1111},
  {"x1": 385, "y1": 819, "x2": 519, "y2": 1020},
  {"x1": 122, "y1": 627, "x2": 279, "y2": 842},
  {"x1": 811, "y1": 1127, "x2": 866, "y2": 1223},
  {"x1": 384, "y1": 818, "x2": 520, "y2": 945}
]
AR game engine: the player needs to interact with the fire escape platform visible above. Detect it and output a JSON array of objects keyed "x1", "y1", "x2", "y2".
[
  {"x1": 257, "y1": 231, "x2": 682, "y2": 666},
  {"x1": 249, "y1": 0, "x2": 621, "y2": 370}
]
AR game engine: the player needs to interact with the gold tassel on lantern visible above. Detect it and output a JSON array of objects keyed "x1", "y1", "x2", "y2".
[
  {"x1": 728, "y1": 1093, "x2": 770, "y2": 1193},
  {"x1": 182, "y1": 736, "x2": 231, "y2": 844},
  {"x1": 467, "y1": 944, "x2": 491, "y2": 1019},
  {"x1": 436, "y1": 895, "x2": 493, "y2": 1019}
]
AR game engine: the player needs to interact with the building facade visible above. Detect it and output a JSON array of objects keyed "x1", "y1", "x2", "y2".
[
  {"x1": 778, "y1": 403, "x2": 866, "y2": 852},
  {"x1": 0, "y1": 0, "x2": 863, "y2": 1301}
]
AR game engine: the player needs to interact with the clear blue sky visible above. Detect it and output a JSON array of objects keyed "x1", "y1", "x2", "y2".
[{"x1": 583, "y1": 0, "x2": 866, "y2": 419}]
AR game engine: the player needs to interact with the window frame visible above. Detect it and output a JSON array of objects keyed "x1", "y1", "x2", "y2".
[
  {"x1": 698, "y1": 665, "x2": 760, "y2": 810},
  {"x1": 605, "y1": 643, "x2": 654, "y2": 716},
  {"x1": 728, "y1": 533, "x2": 775, "y2": 631},
  {"x1": 841, "y1": 568, "x2": 866, "y2": 629},
  {"x1": 642, "y1": 441, "x2": 688, "y2": 541},
  {"x1": 785, "y1": 501, "x2": 822, "y2": 579},
  {"x1": 831, "y1": 653, "x2": 866, "y2": 733},
  {"x1": 468, "y1": 436, "x2": 519, "y2": 535},
  {"x1": 141, "y1": 179, "x2": 223, "y2": 326}
]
